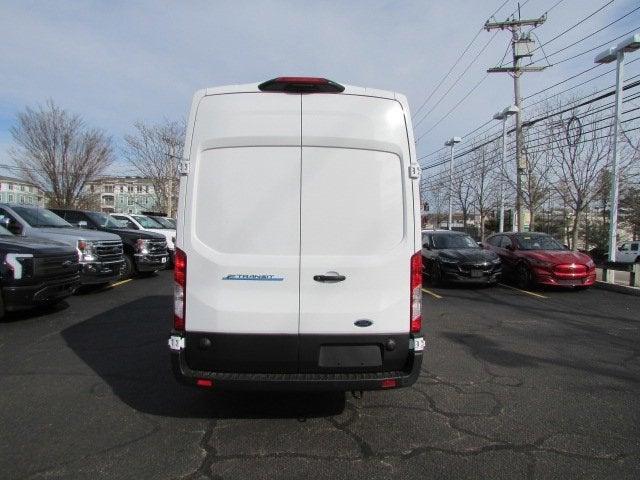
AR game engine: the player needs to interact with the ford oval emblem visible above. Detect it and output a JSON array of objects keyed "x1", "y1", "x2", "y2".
[{"x1": 354, "y1": 319, "x2": 373, "y2": 327}]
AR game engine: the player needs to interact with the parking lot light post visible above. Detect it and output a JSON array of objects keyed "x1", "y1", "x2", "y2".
[
  {"x1": 595, "y1": 33, "x2": 640, "y2": 276},
  {"x1": 445, "y1": 137, "x2": 462, "y2": 230},
  {"x1": 493, "y1": 106, "x2": 519, "y2": 232}
]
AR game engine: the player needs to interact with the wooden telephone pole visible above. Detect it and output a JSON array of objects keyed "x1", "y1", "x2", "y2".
[{"x1": 485, "y1": 8, "x2": 547, "y2": 232}]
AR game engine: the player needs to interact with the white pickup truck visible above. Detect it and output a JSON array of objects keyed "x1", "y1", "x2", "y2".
[{"x1": 617, "y1": 241, "x2": 640, "y2": 263}]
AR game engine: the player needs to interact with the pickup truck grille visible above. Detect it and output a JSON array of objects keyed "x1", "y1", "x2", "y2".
[
  {"x1": 34, "y1": 254, "x2": 80, "y2": 278},
  {"x1": 148, "y1": 240, "x2": 168, "y2": 255},
  {"x1": 95, "y1": 240, "x2": 124, "y2": 261}
]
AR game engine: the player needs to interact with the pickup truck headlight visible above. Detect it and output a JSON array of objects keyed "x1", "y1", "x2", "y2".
[
  {"x1": 77, "y1": 240, "x2": 97, "y2": 262},
  {"x1": 136, "y1": 239, "x2": 150, "y2": 255},
  {"x1": 3, "y1": 253, "x2": 34, "y2": 280}
]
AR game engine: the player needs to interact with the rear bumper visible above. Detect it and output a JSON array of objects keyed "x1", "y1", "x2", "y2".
[
  {"x1": 80, "y1": 260, "x2": 124, "y2": 285},
  {"x1": 2, "y1": 275, "x2": 80, "y2": 311},
  {"x1": 169, "y1": 333, "x2": 424, "y2": 391}
]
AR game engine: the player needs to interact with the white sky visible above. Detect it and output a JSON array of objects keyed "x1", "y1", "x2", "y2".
[{"x1": 1, "y1": 0, "x2": 638, "y2": 174}]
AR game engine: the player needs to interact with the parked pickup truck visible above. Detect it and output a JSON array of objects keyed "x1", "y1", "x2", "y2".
[
  {"x1": 0, "y1": 204, "x2": 124, "y2": 285},
  {"x1": 51, "y1": 209, "x2": 169, "y2": 278},
  {"x1": 0, "y1": 224, "x2": 80, "y2": 319}
]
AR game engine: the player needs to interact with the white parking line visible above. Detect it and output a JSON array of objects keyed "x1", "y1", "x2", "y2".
[
  {"x1": 498, "y1": 283, "x2": 547, "y2": 299},
  {"x1": 422, "y1": 288, "x2": 443, "y2": 299}
]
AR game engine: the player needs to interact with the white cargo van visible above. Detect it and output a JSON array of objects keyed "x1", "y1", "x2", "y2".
[{"x1": 169, "y1": 77, "x2": 424, "y2": 391}]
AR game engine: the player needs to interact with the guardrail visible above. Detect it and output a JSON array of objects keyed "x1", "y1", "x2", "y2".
[{"x1": 600, "y1": 261, "x2": 640, "y2": 288}]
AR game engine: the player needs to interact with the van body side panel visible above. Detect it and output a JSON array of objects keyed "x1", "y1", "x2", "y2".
[
  {"x1": 298, "y1": 95, "x2": 413, "y2": 372},
  {"x1": 182, "y1": 93, "x2": 302, "y2": 376}
]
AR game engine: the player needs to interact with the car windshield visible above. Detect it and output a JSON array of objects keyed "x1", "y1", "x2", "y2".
[
  {"x1": 151, "y1": 216, "x2": 174, "y2": 229},
  {"x1": 432, "y1": 233, "x2": 478, "y2": 249},
  {"x1": 0, "y1": 225, "x2": 13, "y2": 236},
  {"x1": 132, "y1": 215, "x2": 164, "y2": 229},
  {"x1": 87, "y1": 212, "x2": 122, "y2": 228},
  {"x1": 515, "y1": 234, "x2": 565, "y2": 250},
  {"x1": 12, "y1": 207, "x2": 72, "y2": 228}
]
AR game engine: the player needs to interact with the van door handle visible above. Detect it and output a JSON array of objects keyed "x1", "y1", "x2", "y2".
[{"x1": 313, "y1": 274, "x2": 346, "y2": 283}]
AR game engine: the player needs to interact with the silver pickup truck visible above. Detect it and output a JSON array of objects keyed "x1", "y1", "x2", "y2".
[{"x1": 0, "y1": 204, "x2": 124, "y2": 285}]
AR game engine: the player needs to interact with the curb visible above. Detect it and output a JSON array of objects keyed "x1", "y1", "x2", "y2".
[{"x1": 594, "y1": 280, "x2": 640, "y2": 296}]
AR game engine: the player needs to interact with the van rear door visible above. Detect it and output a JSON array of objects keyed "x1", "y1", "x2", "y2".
[
  {"x1": 298, "y1": 94, "x2": 415, "y2": 372},
  {"x1": 183, "y1": 93, "x2": 302, "y2": 373}
]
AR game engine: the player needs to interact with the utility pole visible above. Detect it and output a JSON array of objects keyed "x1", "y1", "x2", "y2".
[
  {"x1": 445, "y1": 137, "x2": 461, "y2": 230},
  {"x1": 485, "y1": 7, "x2": 547, "y2": 232}
]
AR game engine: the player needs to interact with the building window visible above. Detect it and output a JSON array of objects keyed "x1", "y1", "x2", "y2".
[
  {"x1": 9, "y1": 183, "x2": 14, "y2": 191},
  {"x1": 136, "y1": 185, "x2": 143, "y2": 193},
  {"x1": 20, "y1": 185, "x2": 25, "y2": 192},
  {"x1": 103, "y1": 195, "x2": 114, "y2": 206},
  {"x1": 19, "y1": 195, "x2": 25, "y2": 204},
  {"x1": 104, "y1": 185, "x2": 114, "y2": 193},
  {"x1": 144, "y1": 185, "x2": 149, "y2": 193},
  {"x1": 128, "y1": 185, "x2": 133, "y2": 193},
  {"x1": 128, "y1": 197, "x2": 134, "y2": 205},
  {"x1": 119, "y1": 185, "x2": 124, "y2": 193},
  {"x1": 8, "y1": 194, "x2": 13, "y2": 202}
]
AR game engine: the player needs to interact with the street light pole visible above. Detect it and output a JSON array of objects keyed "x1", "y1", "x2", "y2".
[
  {"x1": 595, "y1": 33, "x2": 640, "y2": 274},
  {"x1": 445, "y1": 137, "x2": 462, "y2": 230},
  {"x1": 493, "y1": 106, "x2": 518, "y2": 233}
]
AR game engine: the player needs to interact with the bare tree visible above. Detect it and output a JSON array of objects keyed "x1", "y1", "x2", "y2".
[
  {"x1": 9, "y1": 100, "x2": 114, "y2": 208},
  {"x1": 468, "y1": 141, "x2": 499, "y2": 241},
  {"x1": 453, "y1": 171, "x2": 474, "y2": 230},
  {"x1": 545, "y1": 106, "x2": 612, "y2": 250},
  {"x1": 122, "y1": 119, "x2": 185, "y2": 217}
]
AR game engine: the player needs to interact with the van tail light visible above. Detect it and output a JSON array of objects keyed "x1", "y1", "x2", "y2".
[
  {"x1": 258, "y1": 77, "x2": 345, "y2": 93},
  {"x1": 410, "y1": 251, "x2": 422, "y2": 333},
  {"x1": 174, "y1": 248, "x2": 186, "y2": 331}
]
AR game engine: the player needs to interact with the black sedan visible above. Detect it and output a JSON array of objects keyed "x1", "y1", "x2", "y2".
[{"x1": 421, "y1": 230, "x2": 501, "y2": 285}]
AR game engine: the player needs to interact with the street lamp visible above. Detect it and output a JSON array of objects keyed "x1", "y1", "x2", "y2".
[
  {"x1": 595, "y1": 33, "x2": 640, "y2": 272},
  {"x1": 444, "y1": 136, "x2": 462, "y2": 230},
  {"x1": 493, "y1": 105, "x2": 519, "y2": 232}
]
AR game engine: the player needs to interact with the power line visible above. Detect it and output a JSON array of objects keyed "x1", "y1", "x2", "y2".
[
  {"x1": 528, "y1": 26, "x2": 640, "y2": 67},
  {"x1": 414, "y1": 33, "x2": 498, "y2": 129},
  {"x1": 531, "y1": 0, "x2": 616, "y2": 53},
  {"x1": 416, "y1": 74, "x2": 490, "y2": 141},
  {"x1": 532, "y1": 6, "x2": 640, "y2": 60},
  {"x1": 412, "y1": 0, "x2": 519, "y2": 119}
]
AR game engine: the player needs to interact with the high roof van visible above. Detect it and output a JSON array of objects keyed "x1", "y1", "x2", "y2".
[{"x1": 169, "y1": 77, "x2": 424, "y2": 391}]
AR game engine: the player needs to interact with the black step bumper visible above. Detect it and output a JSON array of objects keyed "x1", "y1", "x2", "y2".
[{"x1": 170, "y1": 333, "x2": 423, "y2": 392}]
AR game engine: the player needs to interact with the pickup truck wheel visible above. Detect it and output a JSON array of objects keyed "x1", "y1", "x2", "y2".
[{"x1": 120, "y1": 254, "x2": 135, "y2": 279}]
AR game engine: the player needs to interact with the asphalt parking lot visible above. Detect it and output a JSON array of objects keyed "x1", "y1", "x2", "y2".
[{"x1": 1, "y1": 271, "x2": 639, "y2": 479}]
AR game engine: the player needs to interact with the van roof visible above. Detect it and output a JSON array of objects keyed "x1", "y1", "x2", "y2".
[{"x1": 201, "y1": 82, "x2": 400, "y2": 102}]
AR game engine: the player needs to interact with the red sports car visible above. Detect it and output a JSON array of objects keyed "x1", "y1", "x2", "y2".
[{"x1": 484, "y1": 232, "x2": 596, "y2": 289}]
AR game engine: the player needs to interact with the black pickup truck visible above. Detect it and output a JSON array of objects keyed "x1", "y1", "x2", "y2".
[
  {"x1": 1, "y1": 225, "x2": 80, "y2": 319},
  {"x1": 51, "y1": 209, "x2": 169, "y2": 278}
]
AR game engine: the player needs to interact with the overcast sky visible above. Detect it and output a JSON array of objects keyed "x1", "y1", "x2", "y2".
[{"x1": 1, "y1": 0, "x2": 638, "y2": 174}]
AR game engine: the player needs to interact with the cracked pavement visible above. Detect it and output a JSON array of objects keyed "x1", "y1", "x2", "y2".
[{"x1": 1, "y1": 271, "x2": 639, "y2": 479}]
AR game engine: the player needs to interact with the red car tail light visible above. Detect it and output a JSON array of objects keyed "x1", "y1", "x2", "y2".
[
  {"x1": 174, "y1": 248, "x2": 186, "y2": 331},
  {"x1": 410, "y1": 251, "x2": 422, "y2": 333}
]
